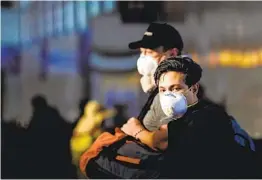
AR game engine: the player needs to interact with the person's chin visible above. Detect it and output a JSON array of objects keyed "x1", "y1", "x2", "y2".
[{"x1": 141, "y1": 84, "x2": 155, "y2": 93}]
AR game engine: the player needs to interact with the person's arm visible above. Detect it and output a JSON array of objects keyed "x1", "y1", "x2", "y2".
[
  {"x1": 121, "y1": 116, "x2": 168, "y2": 151},
  {"x1": 136, "y1": 125, "x2": 168, "y2": 150}
]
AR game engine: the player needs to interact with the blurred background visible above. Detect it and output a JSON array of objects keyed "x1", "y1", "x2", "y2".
[{"x1": 1, "y1": 1, "x2": 262, "y2": 178}]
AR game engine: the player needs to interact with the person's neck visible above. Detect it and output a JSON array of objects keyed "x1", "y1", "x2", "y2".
[{"x1": 188, "y1": 99, "x2": 199, "y2": 108}]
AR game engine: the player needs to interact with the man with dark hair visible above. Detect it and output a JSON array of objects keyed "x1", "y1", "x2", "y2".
[
  {"x1": 129, "y1": 22, "x2": 184, "y2": 131},
  {"x1": 122, "y1": 56, "x2": 203, "y2": 150},
  {"x1": 121, "y1": 56, "x2": 260, "y2": 178}
]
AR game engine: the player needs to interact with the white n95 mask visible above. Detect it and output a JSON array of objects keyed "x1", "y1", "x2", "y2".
[
  {"x1": 137, "y1": 55, "x2": 158, "y2": 76},
  {"x1": 159, "y1": 91, "x2": 188, "y2": 119}
]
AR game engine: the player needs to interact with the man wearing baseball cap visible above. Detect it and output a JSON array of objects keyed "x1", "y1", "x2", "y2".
[{"x1": 128, "y1": 22, "x2": 184, "y2": 131}]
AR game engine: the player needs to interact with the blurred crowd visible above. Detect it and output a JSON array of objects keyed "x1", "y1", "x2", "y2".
[{"x1": 1, "y1": 93, "x2": 128, "y2": 179}]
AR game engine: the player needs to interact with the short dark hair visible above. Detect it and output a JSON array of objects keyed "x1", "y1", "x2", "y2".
[{"x1": 154, "y1": 56, "x2": 202, "y2": 87}]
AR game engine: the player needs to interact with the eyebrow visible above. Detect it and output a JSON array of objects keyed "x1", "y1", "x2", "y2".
[{"x1": 159, "y1": 84, "x2": 181, "y2": 89}]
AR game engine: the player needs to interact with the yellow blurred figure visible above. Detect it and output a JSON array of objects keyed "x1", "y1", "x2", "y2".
[{"x1": 70, "y1": 100, "x2": 116, "y2": 166}]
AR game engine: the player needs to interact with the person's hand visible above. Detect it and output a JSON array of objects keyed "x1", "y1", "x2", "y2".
[
  {"x1": 160, "y1": 124, "x2": 168, "y2": 130},
  {"x1": 121, "y1": 117, "x2": 145, "y2": 138}
]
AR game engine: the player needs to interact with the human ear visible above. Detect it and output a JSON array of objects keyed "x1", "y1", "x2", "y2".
[{"x1": 192, "y1": 83, "x2": 199, "y2": 95}]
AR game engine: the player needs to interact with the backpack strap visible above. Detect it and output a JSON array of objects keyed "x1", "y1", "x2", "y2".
[
  {"x1": 228, "y1": 115, "x2": 255, "y2": 151},
  {"x1": 206, "y1": 106, "x2": 254, "y2": 151}
]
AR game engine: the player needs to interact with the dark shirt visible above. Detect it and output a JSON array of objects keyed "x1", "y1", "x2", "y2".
[{"x1": 161, "y1": 100, "x2": 260, "y2": 178}]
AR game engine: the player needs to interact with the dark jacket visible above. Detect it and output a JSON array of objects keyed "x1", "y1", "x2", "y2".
[{"x1": 161, "y1": 100, "x2": 260, "y2": 178}]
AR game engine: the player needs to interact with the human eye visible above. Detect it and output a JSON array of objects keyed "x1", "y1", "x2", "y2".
[
  {"x1": 172, "y1": 87, "x2": 182, "y2": 92},
  {"x1": 159, "y1": 88, "x2": 166, "y2": 93}
]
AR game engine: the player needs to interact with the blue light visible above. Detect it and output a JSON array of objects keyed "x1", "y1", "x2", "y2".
[
  {"x1": 88, "y1": 1, "x2": 100, "y2": 17},
  {"x1": 64, "y1": 1, "x2": 74, "y2": 32},
  {"x1": 46, "y1": 3, "x2": 53, "y2": 36},
  {"x1": 1, "y1": 10, "x2": 19, "y2": 45},
  {"x1": 104, "y1": 1, "x2": 116, "y2": 13},
  {"x1": 54, "y1": 3, "x2": 63, "y2": 34},
  {"x1": 76, "y1": 1, "x2": 87, "y2": 31}
]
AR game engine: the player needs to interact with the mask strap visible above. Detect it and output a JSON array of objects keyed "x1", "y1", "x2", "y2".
[{"x1": 187, "y1": 100, "x2": 199, "y2": 108}]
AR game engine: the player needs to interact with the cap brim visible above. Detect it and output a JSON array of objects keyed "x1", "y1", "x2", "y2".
[
  {"x1": 128, "y1": 40, "x2": 143, "y2": 50},
  {"x1": 129, "y1": 39, "x2": 159, "y2": 50}
]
